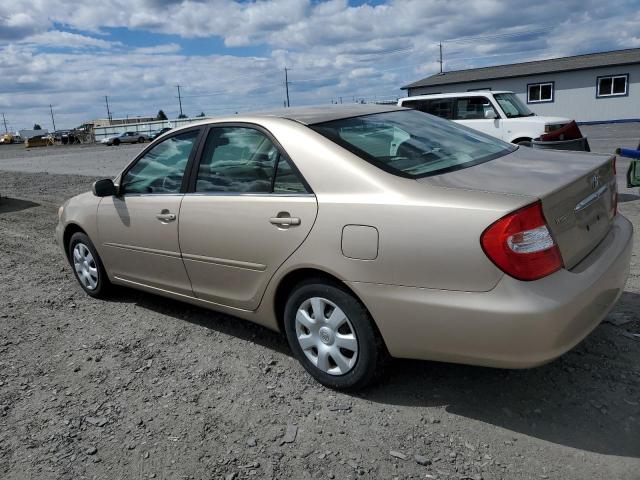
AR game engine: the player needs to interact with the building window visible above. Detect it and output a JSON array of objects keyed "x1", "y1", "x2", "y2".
[
  {"x1": 527, "y1": 82, "x2": 554, "y2": 103},
  {"x1": 597, "y1": 74, "x2": 628, "y2": 98}
]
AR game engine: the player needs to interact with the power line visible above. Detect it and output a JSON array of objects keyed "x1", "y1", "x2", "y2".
[{"x1": 2, "y1": 113, "x2": 7, "y2": 133}]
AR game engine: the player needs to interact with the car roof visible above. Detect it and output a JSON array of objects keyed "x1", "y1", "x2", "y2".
[
  {"x1": 400, "y1": 91, "x2": 511, "y2": 101},
  {"x1": 246, "y1": 104, "x2": 406, "y2": 125}
]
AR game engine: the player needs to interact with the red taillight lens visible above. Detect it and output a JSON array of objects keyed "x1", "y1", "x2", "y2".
[
  {"x1": 480, "y1": 201, "x2": 564, "y2": 281},
  {"x1": 612, "y1": 156, "x2": 617, "y2": 175}
]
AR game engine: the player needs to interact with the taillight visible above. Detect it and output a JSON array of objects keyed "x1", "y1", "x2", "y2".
[
  {"x1": 612, "y1": 156, "x2": 617, "y2": 175},
  {"x1": 480, "y1": 201, "x2": 564, "y2": 281}
]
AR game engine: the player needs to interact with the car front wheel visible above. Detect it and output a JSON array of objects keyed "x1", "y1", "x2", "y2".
[
  {"x1": 68, "y1": 232, "x2": 111, "y2": 298},
  {"x1": 283, "y1": 280, "x2": 385, "y2": 390}
]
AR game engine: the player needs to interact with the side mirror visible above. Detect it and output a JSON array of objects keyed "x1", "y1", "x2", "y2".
[
  {"x1": 485, "y1": 110, "x2": 498, "y2": 119},
  {"x1": 92, "y1": 178, "x2": 117, "y2": 197}
]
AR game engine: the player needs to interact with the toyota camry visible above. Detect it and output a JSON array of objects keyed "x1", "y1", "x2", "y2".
[{"x1": 56, "y1": 105, "x2": 633, "y2": 390}]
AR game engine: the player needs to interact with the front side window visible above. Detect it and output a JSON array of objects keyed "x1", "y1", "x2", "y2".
[
  {"x1": 527, "y1": 82, "x2": 554, "y2": 103},
  {"x1": 455, "y1": 96, "x2": 498, "y2": 120},
  {"x1": 122, "y1": 129, "x2": 199, "y2": 194},
  {"x1": 493, "y1": 93, "x2": 534, "y2": 118},
  {"x1": 597, "y1": 75, "x2": 628, "y2": 97},
  {"x1": 312, "y1": 109, "x2": 515, "y2": 179}
]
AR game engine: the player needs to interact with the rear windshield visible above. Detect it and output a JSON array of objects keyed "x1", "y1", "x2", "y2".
[{"x1": 311, "y1": 109, "x2": 515, "y2": 178}]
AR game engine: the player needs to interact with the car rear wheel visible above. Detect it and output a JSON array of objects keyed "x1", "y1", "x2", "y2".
[
  {"x1": 138, "y1": 137, "x2": 145, "y2": 143},
  {"x1": 113, "y1": 138, "x2": 120, "y2": 146},
  {"x1": 68, "y1": 232, "x2": 111, "y2": 298},
  {"x1": 283, "y1": 280, "x2": 384, "y2": 390}
]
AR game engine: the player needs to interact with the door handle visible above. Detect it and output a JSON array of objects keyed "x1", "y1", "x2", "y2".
[
  {"x1": 156, "y1": 211, "x2": 176, "y2": 222},
  {"x1": 269, "y1": 216, "x2": 301, "y2": 226}
]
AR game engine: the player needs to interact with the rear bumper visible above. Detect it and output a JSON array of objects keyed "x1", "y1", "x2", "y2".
[{"x1": 349, "y1": 214, "x2": 633, "y2": 368}]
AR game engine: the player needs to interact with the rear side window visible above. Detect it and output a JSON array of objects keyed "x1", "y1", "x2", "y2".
[
  {"x1": 312, "y1": 109, "x2": 514, "y2": 179},
  {"x1": 274, "y1": 156, "x2": 308, "y2": 193},
  {"x1": 195, "y1": 126, "x2": 309, "y2": 194},
  {"x1": 402, "y1": 98, "x2": 454, "y2": 120}
]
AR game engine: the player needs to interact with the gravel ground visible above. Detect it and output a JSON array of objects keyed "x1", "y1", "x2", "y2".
[{"x1": 1, "y1": 133, "x2": 639, "y2": 480}]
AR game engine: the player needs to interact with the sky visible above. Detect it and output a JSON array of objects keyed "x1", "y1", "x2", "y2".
[{"x1": 1, "y1": 0, "x2": 639, "y2": 130}]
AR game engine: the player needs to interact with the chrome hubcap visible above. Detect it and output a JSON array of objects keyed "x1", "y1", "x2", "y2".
[
  {"x1": 72, "y1": 243, "x2": 98, "y2": 290},
  {"x1": 295, "y1": 297, "x2": 358, "y2": 376}
]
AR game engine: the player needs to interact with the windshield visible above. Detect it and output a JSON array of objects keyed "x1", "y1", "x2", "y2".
[
  {"x1": 311, "y1": 109, "x2": 516, "y2": 178},
  {"x1": 493, "y1": 93, "x2": 534, "y2": 118}
]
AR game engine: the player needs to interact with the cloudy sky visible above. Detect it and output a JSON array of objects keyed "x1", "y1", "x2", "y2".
[{"x1": 1, "y1": 0, "x2": 639, "y2": 130}]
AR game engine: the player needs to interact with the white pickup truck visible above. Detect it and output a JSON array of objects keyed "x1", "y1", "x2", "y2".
[{"x1": 398, "y1": 91, "x2": 572, "y2": 145}]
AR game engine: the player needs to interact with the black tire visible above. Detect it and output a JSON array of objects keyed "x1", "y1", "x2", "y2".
[
  {"x1": 67, "y1": 232, "x2": 111, "y2": 298},
  {"x1": 138, "y1": 137, "x2": 145, "y2": 143},
  {"x1": 514, "y1": 138, "x2": 532, "y2": 146},
  {"x1": 283, "y1": 279, "x2": 385, "y2": 391},
  {"x1": 113, "y1": 139, "x2": 120, "y2": 146}
]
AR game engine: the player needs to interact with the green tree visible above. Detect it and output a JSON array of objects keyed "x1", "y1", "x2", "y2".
[
  {"x1": 196, "y1": 112, "x2": 206, "y2": 117},
  {"x1": 33, "y1": 123, "x2": 42, "y2": 130},
  {"x1": 178, "y1": 114, "x2": 187, "y2": 119},
  {"x1": 156, "y1": 110, "x2": 168, "y2": 120}
]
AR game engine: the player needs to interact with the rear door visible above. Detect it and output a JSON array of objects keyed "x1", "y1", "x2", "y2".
[
  {"x1": 97, "y1": 128, "x2": 203, "y2": 294},
  {"x1": 178, "y1": 124, "x2": 318, "y2": 310}
]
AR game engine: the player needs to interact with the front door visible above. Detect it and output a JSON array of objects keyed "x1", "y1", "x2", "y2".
[
  {"x1": 454, "y1": 96, "x2": 502, "y2": 139},
  {"x1": 178, "y1": 125, "x2": 318, "y2": 310},
  {"x1": 97, "y1": 128, "x2": 202, "y2": 294}
]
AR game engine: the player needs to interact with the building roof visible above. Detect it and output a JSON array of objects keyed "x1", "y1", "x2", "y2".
[
  {"x1": 402, "y1": 48, "x2": 640, "y2": 90},
  {"x1": 251, "y1": 104, "x2": 405, "y2": 125}
]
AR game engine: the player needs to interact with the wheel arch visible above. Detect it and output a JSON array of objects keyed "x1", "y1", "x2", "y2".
[
  {"x1": 62, "y1": 223, "x2": 88, "y2": 260},
  {"x1": 511, "y1": 136, "x2": 533, "y2": 145},
  {"x1": 272, "y1": 267, "x2": 386, "y2": 346}
]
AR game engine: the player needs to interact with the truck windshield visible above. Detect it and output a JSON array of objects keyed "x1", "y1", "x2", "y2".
[
  {"x1": 493, "y1": 93, "x2": 534, "y2": 118},
  {"x1": 311, "y1": 109, "x2": 515, "y2": 179}
]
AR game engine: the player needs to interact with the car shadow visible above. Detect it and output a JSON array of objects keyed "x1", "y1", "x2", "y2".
[
  {"x1": 358, "y1": 290, "x2": 640, "y2": 458},
  {"x1": 105, "y1": 286, "x2": 640, "y2": 458},
  {"x1": 619, "y1": 192, "x2": 640, "y2": 203},
  {"x1": 0, "y1": 197, "x2": 40, "y2": 214}
]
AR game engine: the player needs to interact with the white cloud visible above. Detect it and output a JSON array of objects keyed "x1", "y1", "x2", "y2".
[
  {"x1": 133, "y1": 43, "x2": 181, "y2": 54},
  {"x1": 0, "y1": 0, "x2": 638, "y2": 130},
  {"x1": 21, "y1": 30, "x2": 118, "y2": 49}
]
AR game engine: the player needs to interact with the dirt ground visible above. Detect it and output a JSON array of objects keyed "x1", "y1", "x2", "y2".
[{"x1": 1, "y1": 138, "x2": 639, "y2": 479}]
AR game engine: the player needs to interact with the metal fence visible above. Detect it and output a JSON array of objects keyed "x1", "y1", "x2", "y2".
[{"x1": 93, "y1": 117, "x2": 211, "y2": 142}]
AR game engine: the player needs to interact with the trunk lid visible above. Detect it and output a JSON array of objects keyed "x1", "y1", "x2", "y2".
[{"x1": 419, "y1": 147, "x2": 617, "y2": 269}]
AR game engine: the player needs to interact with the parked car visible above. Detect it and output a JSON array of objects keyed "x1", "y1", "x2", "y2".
[
  {"x1": 56, "y1": 105, "x2": 632, "y2": 390},
  {"x1": 398, "y1": 91, "x2": 574, "y2": 145},
  {"x1": 149, "y1": 127, "x2": 172, "y2": 140},
  {"x1": 0, "y1": 133, "x2": 14, "y2": 144},
  {"x1": 100, "y1": 131, "x2": 149, "y2": 146}
]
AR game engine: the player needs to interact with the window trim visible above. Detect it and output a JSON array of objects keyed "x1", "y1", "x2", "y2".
[
  {"x1": 185, "y1": 122, "x2": 313, "y2": 196},
  {"x1": 526, "y1": 81, "x2": 554, "y2": 104},
  {"x1": 596, "y1": 74, "x2": 629, "y2": 98},
  {"x1": 117, "y1": 126, "x2": 205, "y2": 196}
]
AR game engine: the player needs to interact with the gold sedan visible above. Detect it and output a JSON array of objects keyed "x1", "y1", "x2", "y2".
[{"x1": 56, "y1": 105, "x2": 633, "y2": 390}]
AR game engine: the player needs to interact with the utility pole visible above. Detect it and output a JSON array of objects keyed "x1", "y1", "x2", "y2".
[
  {"x1": 49, "y1": 104, "x2": 57, "y2": 132},
  {"x1": 176, "y1": 85, "x2": 183, "y2": 117},
  {"x1": 104, "y1": 96, "x2": 112, "y2": 124},
  {"x1": 2, "y1": 113, "x2": 7, "y2": 133},
  {"x1": 438, "y1": 42, "x2": 443, "y2": 74},
  {"x1": 284, "y1": 67, "x2": 291, "y2": 108}
]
